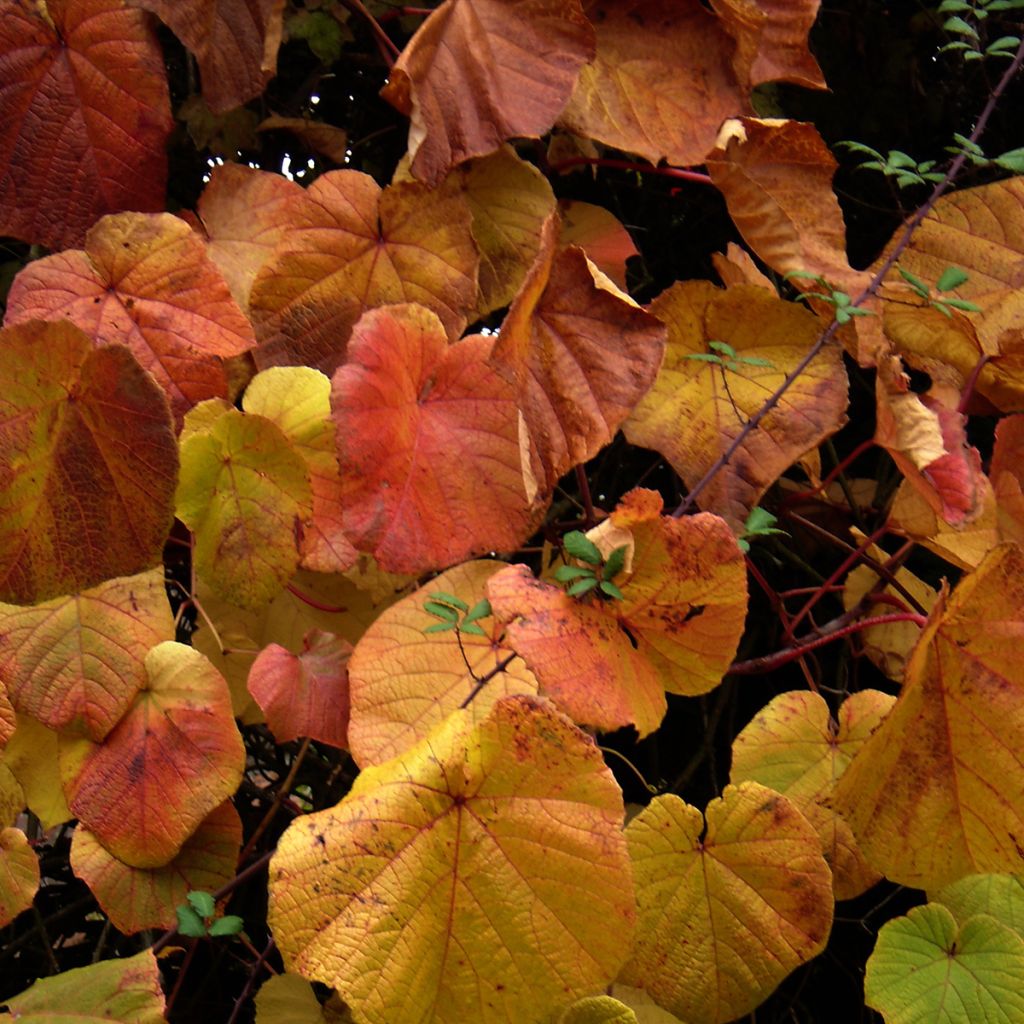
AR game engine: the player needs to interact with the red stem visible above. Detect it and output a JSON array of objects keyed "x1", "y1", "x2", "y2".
[
  {"x1": 546, "y1": 156, "x2": 714, "y2": 184},
  {"x1": 958, "y1": 353, "x2": 992, "y2": 413},
  {"x1": 286, "y1": 581, "x2": 347, "y2": 614}
]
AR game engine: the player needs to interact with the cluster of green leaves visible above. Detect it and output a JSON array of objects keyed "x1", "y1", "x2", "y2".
[
  {"x1": 897, "y1": 265, "x2": 983, "y2": 317},
  {"x1": 423, "y1": 592, "x2": 493, "y2": 635},
  {"x1": 174, "y1": 891, "x2": 244, "y2": 940},
  {"x1": 939, "y1": 0, "x2": 1024, "y2": 61},
  {"x1": 785, "y1": 270, "x2": 875, "y2": 325},
  {"x1": 553, "y1": 532, "x2": 629, "y2": 601},
  {"x1": 684, "y1": 339, "x2": 773, "y2": 373}
]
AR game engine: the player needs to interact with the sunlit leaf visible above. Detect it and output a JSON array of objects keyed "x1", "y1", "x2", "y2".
[
  {"x1": 381, "y1": 0, "x2": 594, "y2": 185},
  {"x1": 557, "y1": 200, "x2": 639, "y2": 291},
  {"x1": 1, "y1": 949, "x2": 166, "y2": 1022},
  {"x1": 60, "y1": 642, "x2": 245, "y2": 869},
  {"x1": 248, "y1": 629, "x2": 352, "y2": 748},
  {"x1": 625, "y1": 281, "x2": 847, "y2": 528},
  {"x1": 333, "y1": 304, "x2": 536, "y2": 574},
  {"x1": 347, "y1": 560, "x2": 538, "y2": 766},
  {"x1": 933, "y1": 874, "x2": 1024, "y2": 938},
  {"x1": 0, "y1": 568, "x2": 174, "y2": 741},
  {"x1": 70, "y1": 801, "x2": 242, "y2": 934},
  {"x1": 620, "y1": 783, "x2": 833, "y2": 1024},
  {"x1": 865, "y1": 904, "x2": 1024, "y2": 1024},
  {"x1": 177, "y1": 408, "x2": 313, "y2": 610},
  {"x1": 0, "y1": 0, "x2": 172, "y2": 249},
  {"x1": 269, "y1": 695, "x2": 634, "y2": 1024},
  {"x1": 834, "y1": 544, "x2": 1024, "y2": 889},
  {"x1": 2, "y1": 715, "x2": 71, "y2": 829},
  {"x1": 547, "y1": 996, "x2": 637, "y2": 1024},
  {"x1": 0, "y1": 827, "x2": 39, "y2": 928},
  {"x1": 0, "y1": 320, "x2": 177, "y2": 605},
  {"x1": 254, "y1": 973, "x2": 351, "y2": 1023},
  {"x1": 730, "y1": 689, "x2": 894, "y2": 899}
]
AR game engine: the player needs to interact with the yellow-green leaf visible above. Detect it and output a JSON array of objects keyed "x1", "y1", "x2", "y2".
[{"x1": 0, "y1": 826, "x2": 39, "y2": 927}]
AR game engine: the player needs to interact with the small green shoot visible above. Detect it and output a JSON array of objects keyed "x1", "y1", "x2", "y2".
[
  {"x1": 423, "y1": 592, "x2": 493, "y2": 636},
  {"x1": 685, "y1": 338, "x2": 774, "y2": 373},
  {"x1": 555, "y1": 532, "x2": 629, "y2": 601},
  {"x1": 175, "y1": 891, "x2": 244, "y2": 939},
  {"x1": 837, "y1": 141, "x2": 944, "y2": 189},
  {"x1": 937, "y1": 0, "x2": 1023, "y2": 61},
  {"x1": 896, "y1": 264, "x2": 982, "y2": 318},
  {"x1": 785, "y1": 271, "x2": 875, "y2": 325},
  {"x1": 738, "y1": 507, "x2": 789, "y2": 553}
]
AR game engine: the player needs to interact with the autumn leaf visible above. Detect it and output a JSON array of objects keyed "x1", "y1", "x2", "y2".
[
  {"x1": 625, "y1": 281, "x2": 848, "y2": 529},
  {"x1": 1, "y1": 949, "x2": 166, "y2": 1022},
  {"x1": 730, "y1": 689, "x2": 895, "y2": 899},
  {"x1": 132, "y1": 0, "x2": 285, "y2": 114},
  {"x1": 2, "y1": 716, "x2": 71, "y2": 829},
  {"x1": 0, "y1": 0, "x2": 173, "y2": 249},
  {"x1": 492, "y1": 216, "x2": 666, "y2": 494},
  {"x1": 248, "y1": 629, "x2": 352, "y2": 748},
  {"x1": 254, "y1": 973, "x2": 350, "y2": 1024},
  {"x1": 933, "y1": 874, "x2": 1024, "y2": 937},
  {"x1": 560, "y1": 0, "x2": 747, "y2": 167},
  {"x1": 991, "y1": 415, "x2": 1024, "y2": 547},
  {"x1": 620, "y1": 783, "x2": 833, "y2": 1024},
  {"x1": 249, "y1": 171, "x2": 478, "y2": 374},
  {"x1": 381, "y1": 0, "x2": 595, "y2": 185},
  {"x1": 70, "y1": 801, "x2": 242, "y2": 934},
  {"x1": 0, "y1": 320, "x2": 178, "y2": 605},
  {"x1": 333, "y1": 304, "x2": 537, "y2": 574},
  {"x1": 557, "y1": 200, "x2": 639, "y2": 291},
  {"x1": 269, "y1": 695, "x2": 634, "y2": 1024},
  {"x1": 0, "y1": 568, "x2": 175, "y2": 741},
  {"x1": 548, "y1": 996, "x2": 637, "y2": 1024},
  {"x1": 60, "y1": 642, "x2": 245, "y2": 869},
  {"x1": 347, "y1": 560, "x2": 538, "y2": 766},
  {"x1": 834, "y1": 543, "x2": 1024, "y2": 889},
  {"x1": 0, "y1": 827, "x2": 39, "y2": 928},
  {"x1": 176, "y1": 407, "x2": 313, "y2": 610}
]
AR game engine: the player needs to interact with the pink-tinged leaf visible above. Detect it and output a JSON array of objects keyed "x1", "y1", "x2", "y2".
[
  {"x1": 190, "y1": 163, "x2": 306, "y2": 310},
  {"x1": 5, "y1": 212, "x2": 256, "y2": 425},
  {"x1": 0, "y1": 0, "x2": 172, "y2": 249},
  {"x1": 132, "y1": 0, "x2": 285, "y2": 114},
  {"x1": 558, "y1": 199, "x2": 639, "y2": 291},
  {"x1": 60, "y1": 642, "x2": 245, "y2": 869},
  {"x1": 248, "y1": 629, "x2": 352, "y2": 748},
  {"x1": 333, "y1": 304, "x2": 537, "y2": 574},
  {"x1": 0, "y1": 826, "x2": 38, "y2": 927},
  {"x1": 381, "y1": 0, "x2": 595, "y2": 185},
  {"x1": 0, "y1": 320, "x2": 178, "y2": 605},
  {"x1": 71, "y1": 801, "x2": 242, "y2": 934},
  {"x1": 0, "y1": 568, "x2": 175, "y2": 742},
  {"x1": 249, "y1": 171, "x2": 478, "y2": 375}
]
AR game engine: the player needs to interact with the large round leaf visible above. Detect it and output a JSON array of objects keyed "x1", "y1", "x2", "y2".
[{"x1": 269, "y1": 695, "x2": 635, "y2": 1024}]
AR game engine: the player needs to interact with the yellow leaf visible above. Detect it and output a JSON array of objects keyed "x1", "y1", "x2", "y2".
[
  {"x1": 3, "y1": 714, "x2": 70, "y2": 829},
  {"x1": 0, "y1": 826, "x2": 39, "y2": 927}
]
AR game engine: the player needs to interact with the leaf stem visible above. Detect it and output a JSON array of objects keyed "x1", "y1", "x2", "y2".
[
  {"x1": 460, "y1": 652, "x2": 519, "y2": 708},
  {"x1": 238, "y1": 738, "x2": 313, "y2": 863},
  {"x1": 286, "y1": 581, "x2": 348, "y2": 614},
  {"x1": 546, "y1": 155, "x2": 713, "y2": 184}
]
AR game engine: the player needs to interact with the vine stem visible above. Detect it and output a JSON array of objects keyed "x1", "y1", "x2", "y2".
[
  {"x1": 340, "y1": 0, "x2": 401, "y2": 64},
  {"x1": 460, "y1": 652, "x2": 519, "y2": 708},
  {"x1": 226, "y1": 937, "x2": 277, "y2": 1024},
  {"x1": 286, "y1": 581, "x2": 347, "y2": 614},
  {"x1": 546, "y1": 155, "x2": 714, "y2": 184},
  {"x1": 671, "y1": 34, "x2": 1024, "y2": 518},
  {"x1": 238, "y1": 737, "x2": 313, "y2": 863}
]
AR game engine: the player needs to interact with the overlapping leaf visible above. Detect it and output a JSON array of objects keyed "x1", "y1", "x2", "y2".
[
  {"x1": 625, "y1": 281, "x2": 847, "y2": 528},
  {"x1": 558, "y1": 200, "x2": 639, "y2": 291},
  {"x1": 269, "y1": 695, "x2": 635, "y2": 1024},
  {"x1": 834, "y1": 543, "x2": 1024, "y2": 889},
  {"x1": 0, "y1": 321, "x2": 178, "y2": 605},
  {"x1": 254, "y1": 973, "x2": 349, "y2": 1024},
  {"x1": 347, "y1": 560, "x2": 539, "y2": 766},
  {"x1": 620, "y1": 783, "x2": 834, "y2": 1024},
  {"x1": 177, "y1": 407, "x2": 313, "y2": 610},
  {"x1": 559, "y1": 0, "x2": 747, "y2": 167},
  {"x1": 249, "y1": 171, "x2": 478, "y2": 374},
  {"x1": 133, "y1": 0, "x2": 285, "y2": 113},
  {"x1": 933, "y1": 874, "x2": 1024, "y2": 937},
  {"x1": 2, "y1": 715, "x2": 70, "y2": 829},
  {"x1": 333, "y1": 304, "x2": 536, "y2": 574},
  {"x1": 71, "y1": 800, "x2": 242, "y2": 933},
  {"x1": 0, "y1": 0, "x2": 172, "y2": 249},
  {"x1": 0, "y1": 826, "x2": 38, "y2": 928},
  {"x1": 731, "y1": 689, "x2": 894, "y2": 899},
  {"x1": 60, "y1": 642, "x2": 245, "y2": 869},
  {"x1": 492, "y1": 217, "x2": 666, "y2": 494},
  {"x1": 5, "y1": 212, "x2": 256, "y2": 423},
  {"x1": 248, "y1": 629, "x2": 352, "y2": 748},
  {"x1": 381, "y1": 0, "x2": 595, "y2": 185},
  {"x1": 0, "y1": 568, "x2": 175, "y2": 741}
]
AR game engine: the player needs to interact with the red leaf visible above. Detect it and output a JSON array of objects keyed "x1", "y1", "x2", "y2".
[{"x1": 0, "y1": 0, "x2": 172, "y2": 249}]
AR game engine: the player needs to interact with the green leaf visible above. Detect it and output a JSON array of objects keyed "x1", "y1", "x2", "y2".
[
  {"x1": 424, "y1": 601, "x2": 460, "y2": 622},
  {"x1": 936, "y1": 266, "x2": 970, "y2": 292},
  {"x1": 744, "y1": 507, "x2": 778, "y2": 534},
  {"x1": 563, "y1": 531, "x2": 603, "y2": 565},
  {"x1": 937, "y1": 0, "x2": 971, "y2": 10},
  {"x1": 187, "y1": 890, "x2": 216, "y2": 918},
  {"x1": 995, "y1": 147, "x2": 1024, "y2": 172},
  {"x1": 603, "y1": 546, "x2": 628, "y2": 581},
  {"x1": 423, "y1": 621, "x2": 457, "y2": 633},
  {"x1": 208, "y1": 915, "x2": 245, "y2": 937},
  {"x1": 708, "y1": 339, "x2": 737, "y2": 358},
  {"x1": 554, "y1": 565, "x2": 597, "y2": 582},
  {"x1": 428, "y1": 592, "x2": 469, "y2": 612},
  {"x1": 684, "y1": 352, "x2": 725, "y2": 363},
  {"x1": 176, "y1": 905, "x2": 208, "y2": 938},
  {"x1": 951, "y1": 132, "x2": 985, "y2": 155},
  {"x1": 940, "y1": 297, "x2": 982, "y2": 312},
  {"x1": 462, "y1": 599, "x2": 492, "y2": 624},
  {"x1": 736, "y1": 355, "x2": 774, "y2": 368},
  {"x1": 885, "y1": 151, "x2": 918, "y2": 169},
  {"x1": 897, "y1": 267, "x2": 930, "y2": 296},
  {"x1": 836, "y1": 141, "x2": 885, "y2": 159},
  {"x1": 599, "y1": 580, "x2": 625, "y2": 601},
  {"x1": 459, "y1": 622, "x2": 487, "y2": 637},
  {"x1": 784, "y1": 269, "x2": 826, "y2": 284},
  {"x1": 566, "y1": 577, "x2": 600, "y2": 597},
  {"x1": 944, "y1": 15, "x2": 979, "y2": 36}
]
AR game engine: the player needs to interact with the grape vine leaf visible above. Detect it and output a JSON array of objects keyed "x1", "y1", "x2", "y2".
[
  {"x1": 557, "y1": 199, "x2": 639, "y2": 291},
  {"x1": 0, "y1": 826, "x2": 39, "y2": 928},
  {"x1": 932, "y1": 874, "x2": 1024, "y2": 938},
  {"x1": 2, "y1": 715, "x2": 71, "y2": 829}
]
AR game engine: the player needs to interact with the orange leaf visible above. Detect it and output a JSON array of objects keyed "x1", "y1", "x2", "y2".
[
  {"x1": 0, "y1": 0, "x2": 172, "y2": 249},
  {"x1": 620, "y1": 783, "x2": 833, "y2": 1024},
  {"x1": 60, "y1": 642, "x2": 245, "y2": 869},
  {"x1": 190, "y1": 163, "x2": 306, "y2": 310},
  {"x1": 333, "y1": 304, "x2": 536, "y2": 574},
  {"x1": 132, "y1": 0, "x2": 285, "y2": 114},
  {"x1": 71, "y1": 801, "x2": 242, "y2": 934},
  {"x1": 730, "y1": 689, "x2": 895, "y2": 899},
  {"x1": 0, "y1": 321, "x2": 177, "y2": 605},
  {"x1": 559, "y1": 0, "x2": 747, "y2": 167},
  {"x1": 5, "y1": 212, "x2": 256, "y2": 424},
  {"x1": 249, "y1": 171, "x2": 478, "y2": 375},
  {"x1": 625, "y1": 281, "x2": 848, "y2": 529},
  {"x1": 834, "y1": 544, "x2": 1024, "y2": 889},
  {"x1": 992, "y1": 414, "x2": 1024, "y2": 547},
  {"x1": 248, "y1": 629, "x2": 352, "y2": 748},
  {"x1": 557, "y1": 199, "x2": 639, "y2": 291},
  {"x1": 0, "y1": 827, "x2": 39, "y2": 928},
  {"x1": 269, "y1": 695, "x2": 634, "y2": 1024},
  {"x1": 493, "y1": 216, "x2": 666, "y2": 494},
  {"x1": 487, "y1": 564, "x2": 668, "y2": 737},
  {"x1": 0, "y1": 568, "x2": 175, "y2": 741},
  {"x1": 347, "y1": 560, "x2": 539, "y2": 766},
  {"x1": 381, "y1": 0, "x2": 595, "y2": 185}
]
